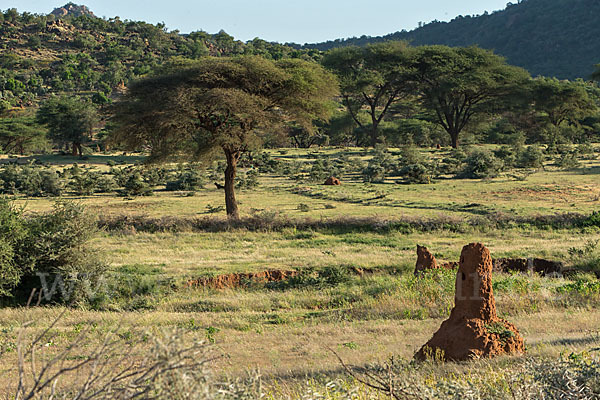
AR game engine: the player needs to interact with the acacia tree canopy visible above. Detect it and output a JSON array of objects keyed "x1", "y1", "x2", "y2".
[
  {"x1": 111, "y1": 56, "x2": 338, "y2": 219},
  {"x1": 410, "y1": 46, "x2": 530, "y2": 148},
  {"x1": 530, "y1": 77, "x2": 596, "y2": 128},
  {"x1": 0, "y1": 115, "x2": 48, "y2": 155},
  {"x1": 322, "y1": 41, "x2": 414, "y2": 147}
]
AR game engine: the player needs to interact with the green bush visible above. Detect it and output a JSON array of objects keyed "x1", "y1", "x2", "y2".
[
  {"x1": 0, "y1": 200, "x2": 106, "y2": 305},
  {"x1": 166, "y1": 167, "x2": 205, "y2": 191},
  {"x1": 362, "y1": 146, "x2": 398, "y2": 183},
  {"x1": 517, "y1": 145, "x2": 544, "y2": 168},
  {"x1": 458, "y1": 149, "x2": 503, "y2": 179},
  {"x1": 0, "y1": 163, "x2": 62, "y2": 197},
  {"x1": 121, "y1": 171, "x2": 153, "y2": 197},
  {"x1": 398, "y1": 146, "x2": 423, "y2": 167},
  {"x1": 398, "y1": 164, "x2": 431, "y2": 184},
  {"x1": 493, "y1": 146, "x2": 518, "y2": 169},
  {"x1": 236, "y1": 169, "x2": 259, "y2": 189},
  {"x1": 556, "y1": 152, "x2": 581, "y2": 170},
  {"x1": 439, "y1": 148, "x2": 467, "y2": 175},
  {"x1": 0, "y1": 201, "x2": 28, "y2": 296}
]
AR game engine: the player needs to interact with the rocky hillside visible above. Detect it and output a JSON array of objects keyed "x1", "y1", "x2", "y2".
[
  {"x1": 301, "y1": 0, "x2": 600, "y2": 80},
  {"x1": 51, "y1": 3, "x2": 95, "y2": 18},
  {"x1": 0, "y1": 4, "x2": 314, "y2": 112}
]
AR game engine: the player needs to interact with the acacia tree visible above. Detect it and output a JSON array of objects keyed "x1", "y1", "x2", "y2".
[
  {"x1": 0, "y1": 115, "x2": 48, "y2": 154},
  {"x1": 36, "y1": 96, "x2": 98, "y2": 156},
  {"x1": 530, "y1": 77, "x2": 596, "y2": 128},
  {"x1": 322, "y1": 41, "x2": 414, "y2": 147},
  {"x1": 411, "y1": 46, "x2": 530, "y2": 148},
  {"x1": 111, "y1": 56, "x2": 338, "y2": 219}
]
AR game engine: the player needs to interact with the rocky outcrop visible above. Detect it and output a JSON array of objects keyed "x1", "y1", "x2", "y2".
[
  {"x1": 324, "y1": 176, "x2": 341, "y2": 185},
  {"x1": 51, "y1": 3, "x2": 95, "y2": 19},
  {"x1": 415, "y1": 243, "x2": 525, "y2": 361}
]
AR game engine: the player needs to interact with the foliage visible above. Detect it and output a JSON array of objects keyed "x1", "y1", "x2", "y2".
[
  {"x1": 166, "y1": 166, "x2": 206, "y2": 191},
  {"x1": 111, "y1": 56, "x2": 338, "y2": 218},
  {"x1": 36, "y1": 95, "x2": 98, "y2": 155},
  {"x1": 322, "y1": 41, "x2": 413, "y2": 146},
  {"x1": 362, "y1": 146, "x2": 398, "y2": 183},
  {"x1": 517, "y1": 144, "x2": 545, "y2": 169},
  {"x1": 0, "y1": 115, "x2": 49, "y2": 155},
  {"x1": 0, "y1": 200, "x2": 105, "y2": 304},
  {"x1": 458, "y1": 149, "x2": 503, "y2": 179},
  {"x1": 0, "y1": 163, "x2": 62, "y2": 196},
  {"x1": 398, "y1": 163, "x2": 431, "y2": 184},
  {"x1": 410, "y1": 46, "x2": 530, "y2": 148},
  {"x1": 306, "y1": 0, "x2": 600, "y2": 80}
]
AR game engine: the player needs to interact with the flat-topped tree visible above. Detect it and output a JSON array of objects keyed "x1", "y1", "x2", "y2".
[
  {"x1": 411, "y1": 46, "x2": 530, "y2": 148},
  {"x1": 111, "y1": 56, "x2": 338, "y2": 219},
  {"x1": 530, "y1": 77, "x2": 597, "y2": 129},
  {"x1": 322, "y1": 41, "x2": 414, "y2": 147}
]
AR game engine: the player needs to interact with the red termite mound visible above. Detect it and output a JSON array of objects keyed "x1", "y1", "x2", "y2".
[
  {"x1": 414, "y1": 245, "x2": 438, "y2": 275},
  {"x1": 324, "y1": 176, "x2": 341, "y2": 185},
  {"x1": 415, "y1": 243, "x2": 525, "y2": 361}
]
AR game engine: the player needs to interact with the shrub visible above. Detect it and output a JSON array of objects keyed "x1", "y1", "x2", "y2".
[
  {"x1": 68, "y1": 164, "x2": 97, "y2": 195},
  {"x1": 458, "y1": 149, "x2": 503, "y2": 179},
  {"x1": 236, "y1": 169, "x2": 259, "y2": 189},
  {"x1": 517, "y1": 145, "x2": 544, "y2": 168},
  {"x1": 556, "y1": 152, "x2": 581, "y2": 170},
  {"x1": 0, "y1": 163, "x2": 62, "y2": 197},
  {"x1": 297, "y1": 203, "x2": 310, "y2": 212},
  {"x1": 398, "y1": 164, "x2": 431, "y2": 184},
  {"x1": 398, "y1": 146, "x2": 423, "y2": 167},
  {"x1": 166, "y1": 167, "x2": 205, "y2": 191},
  {"x1": 0, "y1": 200, "x2": 106, "y2": 305},
  {"x1": 493, "y1": 146, "x2": 518, "y2": 169},
  {"x1": 439, "y1": 148, "x2": 467, "y2": 175},
  {"x1": 0, "y1": 200, "x2": 28, "y2": 296},
  {"x1": 18, "y1": 201, "x2": 107, "y2": 305},
  {"x1": 121, "y1": 171, "x2": 153, "y2": 197},
  {"x1": 362, "y1": 146, "x2": 398, "y2": 183}
]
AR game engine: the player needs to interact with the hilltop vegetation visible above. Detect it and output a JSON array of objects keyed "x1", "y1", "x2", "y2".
[
  {"x1": 302, "y1": 0, "x2": 600, "y2": 80},
  {"x1": 0, "y1": 6, "x2": 316, "y2": 111}
]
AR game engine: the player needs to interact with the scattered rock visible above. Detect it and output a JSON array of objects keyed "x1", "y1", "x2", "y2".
[
  {"x1": 324, "y1": 176, "x2": 341, "y2": 185},
  {"x1": 415, "y1": 243, "x2": 525, "y2": 361},
  {"x1": 414, "y1": 245, "x2": 438, "y2": 275}
]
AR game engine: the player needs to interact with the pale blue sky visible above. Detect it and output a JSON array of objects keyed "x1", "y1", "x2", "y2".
[{"x1": 2, "y1": 0, "x2": 511, "y2": 44}]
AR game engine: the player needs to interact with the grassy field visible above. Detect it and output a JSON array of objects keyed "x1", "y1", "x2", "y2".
[{"x1": 1, "y1": 146, "x2": 600, "y2": 398}]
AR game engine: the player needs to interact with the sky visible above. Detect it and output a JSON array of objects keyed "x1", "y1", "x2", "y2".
[{"x1": 2, "y1": 0, "x2": 511, "y2": 44}]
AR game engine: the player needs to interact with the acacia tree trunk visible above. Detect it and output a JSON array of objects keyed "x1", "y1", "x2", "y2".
[
  {"x1": 450, "y1": 131, "x2": 459, "y2": 149},
  {"x1": 72, "y1": 142, "x2": 83, "y2": 156},
  {"x1": 223, "y1": 148, "x2": 241, "y2": 220},
  {"x1": 370, "y1": 124, "x2": 379, "y2": 148}
]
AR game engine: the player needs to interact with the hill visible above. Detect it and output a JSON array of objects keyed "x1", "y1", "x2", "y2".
[
  {"x1": 300, "y1": 0, "x2": 600, "y2": 80},
  {"x1": 0, "y1": 4, "x2": 315, "y2": 111}
]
